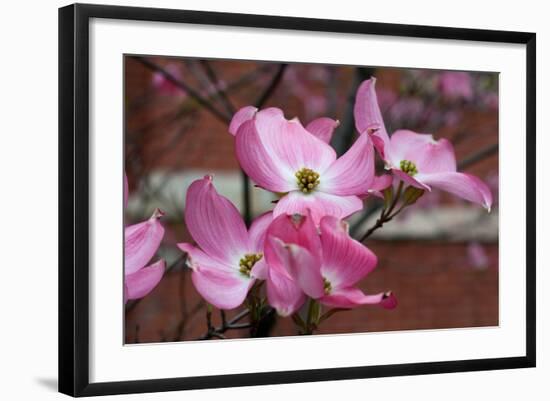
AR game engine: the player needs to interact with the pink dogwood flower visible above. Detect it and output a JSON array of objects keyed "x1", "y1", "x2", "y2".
[
  {"x1": 229, "y1": 106, "x2": 375, "y2": 224},
  {"x1": 384, "y1": 130, "x2": 492, "y2": 210},
  {"x1": 178, "y1": 176, "x2": 273, "y2": 310},
  {"x1": 124, "y1": 174, "x2": 165, "y2": 303},
  {"x1": 264, "y1": 212, "x2": 397, "y2": 315},
  {"x1": 354, "y1": 78, "x2": 492, "y2": 211}
]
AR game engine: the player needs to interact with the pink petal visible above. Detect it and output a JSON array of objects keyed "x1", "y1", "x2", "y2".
[
  {"x1": 192, "y1": 262, "x2": 253, "y2": 310},
  {"x1": 253, "y1": 108, "x2": 336, "y2": 173},
  {"x1": 321, "y1": 133, "x2": 375, "y2": 196},
  {"x1": 124, "y1": 172, "x2": 129, "y2": 209},
  {"x1": 248, "y1": 212, "x2": 274, "y2": 253},
  {"x1": 321, "y1": 287, "x2": 397, "y2": 309},
  {"x1": 125, "y1": 259, "x2": 165, "y2": 301},
  {"x1": 266, "y1": 263, "x2": 306, "y2": 316},
  {"x1": 267, "y1": 236, "x2": 324, "y2": 299},
  {"x1": 124, "y1": 209, "x2": 165, "y2": 275},
  {"x1": 371, "y1": 174, "x2": 393, "y2": 192},
  {"x1": 386, "y1": 130, "x2": 438, "y2": 168},
  {"x1": 354, "y1": 77, "x2": 390, "y2": 157},
  {"x1": 250, "y1": 259, "x2": 268, "y2": 280},
  {"x1": 177, "y1": 242, "x2": 230, "y2": 271},
  {"x1": 184, "y1": 176, "x2": 249, "y2": 265},
  {"x1": 228, "y1": 105, "x2": 257, "y2": 136},
  {"x1": 305, "y1": 117, "x2": 339, "y2": 143},
  {"x1": 412, "y1": 138, "x2": 457, "y2": 174},
  {"x1": 265, "y1": 212, "x2": 322, "y2": 260},
  {"x1": 319, "y1": 216, "x2": 378, "y2": 289},
  {"x1": 365, "y1": 174, "x2": 394, "y2": 198},
  {"x1": 235, "y1": 119, "x2": 295, "y2": 192},
  {"x1": 391, "y1": 168, "x2": 431, "y2": 191},
  {"x1": 417, "y1": 172, "x2": 493, "y2": 211},
  {"x1": 274, "y1": 191, "x2": 363, "y2": 225},
  {"x1": 180, "y1": 243, "x2": 254, "y2": 310}
]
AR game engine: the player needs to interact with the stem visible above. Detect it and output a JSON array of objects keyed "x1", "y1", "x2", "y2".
[
  {"x1": 360, "y1": 181, "x2": 404, "y2": 242},
  {"x1": 195, "y1": 308, "x2": 251, "y2": 340},
  {"x1": 304, "y1": 299, "x2": 320, "y2": 335},
  {"x1": 384, "y1": 181, "x2": 403, "y2": 218}
]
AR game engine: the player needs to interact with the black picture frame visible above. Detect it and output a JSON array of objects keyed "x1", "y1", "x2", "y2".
[{"x1": 58, "y1": 3, "x2": 536, "y2": 397}]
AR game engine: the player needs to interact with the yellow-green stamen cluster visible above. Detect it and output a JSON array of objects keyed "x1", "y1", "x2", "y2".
[
  {"x1": 400, "y1": 159, "x2": 418, "y2": 176},
  {"x1": 238, "y1": 253, "x2": 263, "y2": 277},
  {"x1": 295, "y1": 167, "x2": 320, "y2": 194},
  {"x1": 323, "y1": 277, "x2": 332, "y2": 295}
]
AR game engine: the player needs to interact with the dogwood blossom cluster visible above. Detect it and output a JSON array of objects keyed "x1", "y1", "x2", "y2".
[
  {"x1": 126, "y1": 77, "x2": 493, "y2": 335},
  {"x1": 174, "y1": 78, "x2": 492, "y2": 330}
]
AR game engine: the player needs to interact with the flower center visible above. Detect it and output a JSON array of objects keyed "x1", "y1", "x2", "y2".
[
  {"x1": 238, "y1": 253, "x2": 263, "y2": 277},
  {"x1": 400, "y1": 159, "x2": 418, "y2": 176},
  {"x1": 295, "y1": 167, "x2": 320, "y2": 194},
  {"x1": 323, "y1": 277, "x2": 332, "y2": 295}
]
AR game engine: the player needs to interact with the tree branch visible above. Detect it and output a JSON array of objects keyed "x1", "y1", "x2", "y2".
[{"x1": 132, "y1": 56, "x2": 231, "y2": 123}]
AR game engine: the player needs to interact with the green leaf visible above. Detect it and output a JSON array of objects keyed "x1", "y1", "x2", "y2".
[{"x1": 403, "y1": 186, "x2": 425, "y2": 205}]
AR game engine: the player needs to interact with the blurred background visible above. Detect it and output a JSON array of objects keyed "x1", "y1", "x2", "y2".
[{"x1": 124, "y1": 55, "x2": 499, "y2": 344}]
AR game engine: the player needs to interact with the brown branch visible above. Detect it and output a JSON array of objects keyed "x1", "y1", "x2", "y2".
[
  {"x1": 199, "y1": 60, "x2": 236, "y2": 115},
  {"x1": 132, "y1": 56, "x2": 231, "y2": 123},
  {"x1": 255, "y1": 64, "x2": 288, "y2": 108},
  {"x1": 458, "y1": 143, "x2": 498, "y2": 169},
  {"x1": 196, "y1": 308, "x2": 251, "y2": 340}
]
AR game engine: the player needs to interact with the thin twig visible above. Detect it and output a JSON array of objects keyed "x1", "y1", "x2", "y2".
[
  {"x1": 133, "y1": 56, "x2": 231, "y2": 123},
  {"x1": 199, "y1": 60, "x2": 236, "y2": 115},
  {"x1": 458, "y1": 143, "x2": 498, "y2": 169},
  {"x1": 255, "y1": 64, "x2": 288, "y2": 108},
  {"x1": 196, "y1": 308, "x2": 251, "y2": 340}
]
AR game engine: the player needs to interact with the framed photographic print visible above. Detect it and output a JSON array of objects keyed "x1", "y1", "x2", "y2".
[{"x1": 58, "y1": 3, "x2": 536, "y2": 397}]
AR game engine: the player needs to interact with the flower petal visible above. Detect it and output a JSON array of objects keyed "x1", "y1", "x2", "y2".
[
  {"x1": 354, "y1": 78, "x2": 391, "y2": 157},
  {"x1": 321, "y1": 133, "x2": 375, "y2": 195},
  {"x1": 228, "y1": 105, "x2": 257, "y2": 136},
  {"x1": 124, "y1": 209, "x2": 165, "y2": 275},
  {"x1": 253, "y1": 108, "x2": 337, "y2": 173},
  {"x1": 416, "y1": 171, "x2": 493, "y2": 210},
  {"x1": 192, "y1": 263, "x2": 253, "y2": 310},
  {"x1": 266, "y1": 263, "x2": 306, "y2": 316},
  {"x1": 184, "y1": 176, "x2": 249, "y2": 265},
  {"x1": 265, "y1": 212, "x2": 322, "y2": 260},
  {"x1": 274, "y1": 191, "x2": 363, "y2": 225},
  {"x1": 267, "y1": 236, "x2": 324, "y2": 299},
  {"x1": 235, "y1": 119, "x2": 295, "y2": 192},
  {"x1": 125, "y1": 259, "x2": 165, "y2": 301},
  {"x1": 386, "y1": 130, "x2": 438, "y2": 168},
  {"x1": 177, "y1": 242, "x2": 230, "y2": 271},
  {"x1": 248, "y1": 212, "x2": 274, "y2": 253},
  {"x1": 250, "y1": 259, "x2": 268, "y2": 280},
  {"x1": 321, "y1": 287, "x2": 397, "y2": 309},
  {"x1": 412, "y1": 138, "x2": 457, "y2": 174},
  {"x1": 319, "y1": 216, "x2": 378, "y2": 289},
  {"x1": 365, "y1": 174, "x2": 393, "y2": 198},
  {"x1": 391, "y1": 168, "x2": 431, "y2": 191},
  {"x1": 371, "y1": 174, "x2": 393, "y2": 192},
  {"x1": 181, "y1": 243, "x2": 253, "y2": 310},
  {"x1": 305, "y1": 117, "x2": 339, "y2": 143}
]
